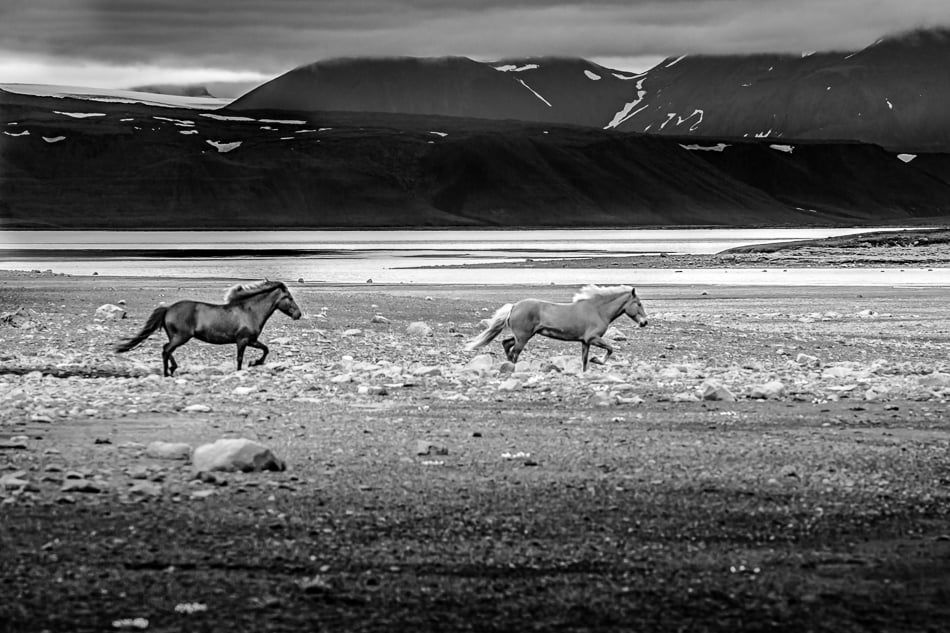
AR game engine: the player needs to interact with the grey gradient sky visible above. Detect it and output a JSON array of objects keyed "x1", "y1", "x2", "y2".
[{"x1": 1, "y1": 0, "x2": 948, "y2": 87}]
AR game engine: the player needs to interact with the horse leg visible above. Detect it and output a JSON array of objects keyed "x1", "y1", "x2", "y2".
[
  {"x1": 248, "y1": 340, "x2": 269, "y2": 366},
  {"x1": 162, "y1": 336, "x2": 187, "y2": 377},
  {"x1": 581, "y1": 341, "x2": 591, "y2": 372},
  {"x1": 235, "y1": 339, "x2": 248, "y2": 371},
  {"x1": 502, "y1": 337, "x2": 515, "y2": 361},
  {"x1": 588, "y1": 336, "x2": 615, "y2": 365}
]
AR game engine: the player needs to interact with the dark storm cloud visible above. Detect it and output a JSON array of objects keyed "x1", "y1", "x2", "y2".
[{"x1": 2, "y1": 0, "x2": 949, "y2": 74}]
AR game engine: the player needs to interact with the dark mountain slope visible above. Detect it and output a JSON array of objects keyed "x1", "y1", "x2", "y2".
[
  {"x1": 615, "y1": 29, "x2": 950, "y2": 151},
  {"x1": 2, "y1": 90, "x2": 948, "y2": 229}
]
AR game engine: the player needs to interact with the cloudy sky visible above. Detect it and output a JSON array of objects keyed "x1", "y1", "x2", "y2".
[{"x1": 1, "y1": 0, "x2": 948, "y2": 88}]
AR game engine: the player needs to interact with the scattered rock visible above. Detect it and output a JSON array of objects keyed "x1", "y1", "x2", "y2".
[
  {"x1": 128, "y1": 480, "x2": 163, "y2": 498},
  {"x1": 61, "y1": 479, "x2": 106, "y2": 493},
  {"x1": 701, "y1": 382, "x2": 736, "y2": 402},
  {"x1": 406, "y1": 321, "x2": 433, "y2": 337},
  {"x1": 497, "y1": 361, "x2": 516, "y2": 375},
  {"x1": 95, "y1": 304, "x2": 126, "y2": 320},
  {"x1": 341, "y1": 329, "x2": 363, "y2": 338},
  {"x1": 192, "y1": 438, "x2": 286, "y2": 473},
  {"x1": 183, "y1": 404, "x2": 212, "y2": 413},
  {"x1": 370, "y1": 315, "x2": 391, "y2": 324},
  {"x1": 412, "y1": 365, "x2": 442, "y2": 377},
  {"x1": 748, "y1": 380, "x2": 786, "y2": 400},
  {"x1": 416, "y1": 441, "x2": 448, "y2": 456},
  {"x1": 498, "y1": 378, "x2": 521, "y2": 391},
  {"x1": 604, "y1": 326, "x2": 627, "y2": 341},
  {"x1": 464, "y1": 354, "x2": 494, "y2": 373},
  {"x1": 796, "y1": 353, "x2": 821, "y2": 367},
  {"x1": 144, "y1": 441, "x2": 192, "y2": 460},
  {"x1": 232, "y1": 385, "x2": 258, "y2": 396}
]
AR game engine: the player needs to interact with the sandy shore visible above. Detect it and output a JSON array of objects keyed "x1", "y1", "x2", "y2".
[{"x1": 2, "y1": 272, "x2": 949, "y2": 631}]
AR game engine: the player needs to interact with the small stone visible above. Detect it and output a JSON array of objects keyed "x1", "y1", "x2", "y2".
[
  {"x1": 128, "y1": 480, "x2": 163, "y2": 497},
  {"x1": 748, "y1": 380, "x2": 786, "y2": 400},
  {"x1": 412, "y1": 365, "x2": 442, "y2": 377},
  {"x1": 416, "y1": 441, "x2": 448, "y2": 456},
  {"x1": 370, "y1": 315, "x2": 391, "y2": 324},
  {"x1": 796, "y1": 353, "x2": 821, "y2": 367},
  {"x1": 232, "y1": 385, "x2": 258, "y2": 396},
  {"x1": 406, "y1": 321, "x2": 433, "y2": 337},
  {"x1": 145, "y1": 441, "x2": 192, "y2": 460},
  {"x1": 498, "y1": 378, "x2": 521, "y2": 392},
  {"x1": 192, "y1": 438, "x2": 285, "y2": 473},
  {"x1": 190, "y1": 489, "x2": 217, "y2": 500},
  {"x1": 464, "y1": 354, "x2": 494, "y2": 373},
  {"x1": 183, "y1": 404, "x2": 212, "y2": 413},
  {"x1": 701, "y1": 382, "x2": 736, "y2": 402},
  {"x1": 61, "y1": 479, "x2": 105, "y2": 493},
  {"x1": 604, "y1": 326, "x2": 627, "y2": 341},
  {"x1": 95, "y1": 303, "x2": 126, "y2": 320},
  {"x1": 497, "y1": 361, "x2": 516, "y2": 375},
  {"x1": 590, "y1": 392, "x2": 614, "y2": 407},
  {"x1": 341, "y1": 329, "x2": 363, "y2": 338}
]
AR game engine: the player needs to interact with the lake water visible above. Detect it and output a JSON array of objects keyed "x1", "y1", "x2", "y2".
[{"x1": 1, "y1": 228, "x2": 946, "y2": 286}]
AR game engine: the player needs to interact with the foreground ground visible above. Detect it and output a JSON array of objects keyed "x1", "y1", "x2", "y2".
[{"x1": 2, "y1": 273, "x2": 949, "y2": 632}]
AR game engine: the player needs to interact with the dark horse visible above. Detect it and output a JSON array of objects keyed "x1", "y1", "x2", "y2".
[
  {"x1": 115, "y1": 280, "x2": 302, "y2": 376},
  {"x1": 465, "y1": 284, "x2": 648, "y2": 371}
]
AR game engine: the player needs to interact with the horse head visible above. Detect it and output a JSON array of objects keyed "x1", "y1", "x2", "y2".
[
  {"x1": 624, "y1": 288, "x2": 648, "y2": 327},
  {"x1": 276, "y1": 286, "x2": 302, "y2": 320}
]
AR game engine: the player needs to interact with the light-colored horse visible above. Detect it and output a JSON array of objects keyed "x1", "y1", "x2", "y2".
[{"x1": 465, "y1": 284, "x2": 648, "y2": 371}]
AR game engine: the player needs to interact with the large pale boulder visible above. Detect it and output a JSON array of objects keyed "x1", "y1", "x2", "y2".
[
  {"x1": 464, "y1": 354, "x2": 494, "y2": 373},
  {"x1": 96, "y1": 304, "x2": 126, "y2": 320},
  {"x1": 701, "y1": 381, "x2": 736, "y2": 402},
  {"x1": 145, "y1": 441, "x2": 192, "y2": 460},
  {"x1": 748, "y1": 381, "x2": 786, "y2": 400},
  {"x1": 192, "y1": 438, "x2": 285, "y2": 473},
  {"x1": 406, "y1": 321, "x2": 433, "y2": 337}
]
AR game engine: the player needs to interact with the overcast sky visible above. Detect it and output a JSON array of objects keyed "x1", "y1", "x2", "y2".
[{"x1": 1, "y1": 0, "x2": 948, "y2": 88}]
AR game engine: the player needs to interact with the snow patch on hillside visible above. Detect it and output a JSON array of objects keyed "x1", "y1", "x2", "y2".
[
  {"x1": 886, "y1": 99, "x2": 893, "y2": 110},
  {"x1": 612, "y1": 72, "x2": 647, "y2": 81},
  {"x1": 259, "y1": 119, "x2": 306, "y2": 125},
  {"x1": 179, "y1": 130, "x2": 198, "y2": 135},
  {"x1": 200, "y1": 113, "x2": 255, "y2": 122},
  {"x1": 755, "y1": 129, "x2": 773, "y2": 138},
  {"x1": 54, "y1": 111, "x2": 105, "y2": 118},
  {"x1": 516, "y1": 79, "x2": 552, "y2": 107},
  {"x1": 665, "y1": 55, "x2": 687, "y2": 68},
  {"x1": 154, "y1": 116, "x2": 195, "y2": 127},
  {"x1": 770, "y1": 144, "x2": 794, "y2": 153},
  {"x1": 604, "y1": 77, "x2": 647, "y2": 129},
  {"x1": 494, "y1": 64, "x2": 539, "y2": 72},
  {"x1": 429, "y1": 131, "x2": 448, "y2": 137},
  {"x1": 677, "y1": 109, "x2": 704, "y2": 131},
  {"x1": 3, "y1": 129, "x2": 30, "y2": 137},
  {"x1": 42, "y1": 136, "x2": 66, "y2": 143},
  {"x1": 897, "y1": 153, "x2": 917, "y2": 163},
  {"x1": 680, "y1": 143, "x2": 729, "y2": 152},
  {"x1": 206, "y1": 140, "x2": 242, "y2": 153},
  {"x1": 1, "y1": 84, "x2": 228, "y2": 109},
  {"x1": 660, "y1": 113, "x2": 677, "y2": 129},
  {"x1": 584, "y1": 70, "x2": 601, "y2": 81}
]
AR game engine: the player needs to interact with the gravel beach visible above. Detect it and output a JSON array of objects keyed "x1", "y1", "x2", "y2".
[{"x1": 2, "y1": 271, "x2": 949, "y2": 632}]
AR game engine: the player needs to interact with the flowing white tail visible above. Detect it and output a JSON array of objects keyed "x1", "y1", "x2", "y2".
[{"x1": 465, "y1": 303, "x2": 513, "y2": 350}]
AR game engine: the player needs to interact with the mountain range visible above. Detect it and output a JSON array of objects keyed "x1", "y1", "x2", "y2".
[
  {"x1": 2, "y1": 28, "x2": 949, "y2": 229},
  {"x1": 228, "y1": 28, "x2": 950, "y2": 153}
]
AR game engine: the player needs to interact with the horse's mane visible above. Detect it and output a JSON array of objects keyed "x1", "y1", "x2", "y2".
[
  {"x1": 223, "y1": 280, "x2": 286, "y2": 303},
  {"x1": 572, "y1": 284, "x2": 633, "y2": 303}
]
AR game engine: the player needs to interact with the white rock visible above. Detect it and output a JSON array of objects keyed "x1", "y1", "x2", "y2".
[
  {"x1": 371, "y1": 315, "x2": 391, "y2": 324},
  {"x1": 590, "y1": 391, "x2": 614, "y2": 407},
  {"x1": 464, "y1": 354, "x2": 494, "y2": 373},
  {"x1": 232, "y1": 386, "x2": 258, "y2": 396},
  {"x1": 341, "y1": 328, "x2": 363, "y2": 338},
  {"x1": 192, "y1": 438, "x2": 285, "y2": 473},
  {"x1": 412, "y1": 365, "x2": 442, "y2": 377},
  {"x1": 95, "y1": 304, "x2": 126, "y2": 320},
  {"x1": 748, "y1": 380, "x2": 786, "y2": 400},
  {"x1": 416, "y1": 440, "x2": 448, "y2": 456},
  {"x1": 406, "y1": 321, "x2": 433, "y2": 337},
  {"x1": 796, "y1": 353, "x2": 821, "y2": 367},
  {"x1": 145, "y1": 441, "x2": 192, "y2": 460},
  {"x1": 183, "y1": 403, "x2": 212, "y2": 413},
  {"x1": 702, "y1": 381, "x2": 736, "y2": 402},
  {"x1": 498, "y1": 378, "x2": 521, "y2": 391},
  {"x1": 604, "y1": 326, "x2": 627, "y2": 341}
]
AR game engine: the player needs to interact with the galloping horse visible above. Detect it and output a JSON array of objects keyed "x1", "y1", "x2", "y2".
[
  {"x1": 115, "y1": 280, "x2": 302, "y2": 376},
  {"x1": 465, "y1": 284, "x2": 648, "y2": 371}
]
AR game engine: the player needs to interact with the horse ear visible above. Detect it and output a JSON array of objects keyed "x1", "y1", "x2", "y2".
[{"x1": 631, "y1": 287, "x2": 637, "y2": 296}]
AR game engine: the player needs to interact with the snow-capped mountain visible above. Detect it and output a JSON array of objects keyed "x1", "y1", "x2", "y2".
[{"x1": 226, "y1": 28, "x2": 950, "y2": 152}]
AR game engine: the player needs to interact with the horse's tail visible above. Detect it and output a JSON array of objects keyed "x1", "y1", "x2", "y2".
[
  {"x1": 465, "y1": 303, "x2": 513, "y2": 351},
  {"x1": 114, "y1": 306, "x2": 167, "y2": 353}
]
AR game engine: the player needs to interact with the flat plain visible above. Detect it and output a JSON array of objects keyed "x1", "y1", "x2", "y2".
[{"x1": 1, "y1": 269, "x2": 949, "y2": 632}]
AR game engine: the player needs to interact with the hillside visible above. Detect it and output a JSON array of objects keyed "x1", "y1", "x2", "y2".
[
  {"x1": 224, "y1": 29, "x2": 950, "y2": 152},
  {"x1": 2, "y1": 89, "x2": 949, "y2": 229}
]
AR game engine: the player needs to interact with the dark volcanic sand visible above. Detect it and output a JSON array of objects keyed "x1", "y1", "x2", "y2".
[{"x1": 1, "y1": 273, "x2": 949, "y2": 632}]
